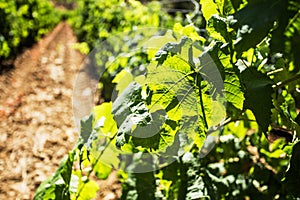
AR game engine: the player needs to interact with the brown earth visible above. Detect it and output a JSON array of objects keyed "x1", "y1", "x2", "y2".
[{"x1": 0, "y1": 22, "x2": 120, "y2": 199}]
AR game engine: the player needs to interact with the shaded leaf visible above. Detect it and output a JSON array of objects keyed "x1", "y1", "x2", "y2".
[
  {"x1": 283, "y1": 141, "x2": 300, "y2": 197},
  {"x1": 233, "y1": 0, "x2": 286, "y2": 55},
  {"x1": 112, "y1": 82, "x2": 143, "y2": 126},
  {"x1": 155, "y1": 36, "x2": 189, "y2": 65},
  {"x1": 199, "y1": 42, "x2": 225, "y2": 83},
  {"x1": 80, "y1": 114, "x2": 94, "y2": 144},
  {"x1": 240, "y1": 68, "x2": 274, "y2": 132},
  {"x1": 207, "y1": 15, "x2": 229, "y2": 42},
  {"x1": 112, "y1": 82, "x2": 152, "y2": 148}
]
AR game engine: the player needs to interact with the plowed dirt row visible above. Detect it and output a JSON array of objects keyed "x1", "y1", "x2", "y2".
[{"x1": 0, "y1": 22, "x2": 120, "y2": 199}]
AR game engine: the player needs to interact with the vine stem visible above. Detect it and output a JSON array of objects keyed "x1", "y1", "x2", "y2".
[
  {"x1": 196, "y1": 73, "x2": 208, "y2": 130},
  {"x1": 75, "y1": 133, "x2": 117, "y2": 199},
  {"x1": 286, "y1": 9, "x2": 300, "y2": 32},
  {"x1": 188, "y1": 114, "x2": 257, "y2": 152},
  {"x1": 206, "y1": 115, "x2": 256, "y2": 134},
  {"x1": 273, "y1": 73, "x2": 300, "y2": 89}
]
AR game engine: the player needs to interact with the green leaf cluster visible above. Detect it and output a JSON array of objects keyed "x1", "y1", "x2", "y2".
[
  {"x1": 0, "y1": 0, "x2": 61, "y2": 59},
  {"x1": 68, "y1": 0, "x2": 178, "y2": 49},
  {"x1": 35, "y1": 0, "x2": 300, "y2": 199}
]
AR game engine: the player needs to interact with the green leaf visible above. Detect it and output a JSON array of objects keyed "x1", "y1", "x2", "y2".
[
  {"x1": 112, "y1": 69, "x2": 134, "y2": 94},
  {"x1": 93, "y1": 102, "x2": 118, "y2": 138},
  {"x1": 143, "y1": 30, "x2": 177, "y2": 59},
  {"x1": 131, "y1": 109, "x2": 165, "y2": 148},
  {"x1": 207, "y1": 15, "x2": 229, "y2": 42},
  {"x1": 155, "y1": 50, "x2": 168, "y2": 65},
  {"x1": 34, "y1": 177, "x2": 57, "y2": 200},
  {"x1": 116, "y1": 131, "x2": 127, "y2": 149},
  {"x1": 75, "y1": 179, "x2": 99, "y2": 200},
  {"x1": 147, "y1": 57, "x2": 197, "y2": 118},
  {"x1": 79, "y1": 114, "x2": 99, "y2": 153},
  {"x1": 34, "y1": 150, "x2": 76, "y2": 199},
  {"x1": 173, "y1": 24, "x2": 205, "y2": 42},
  {"x1": 131, "y1": 117, "x2": 177, "y2": 151},
  {"x1": 283, "y1": 141, "x2": 300, "y2": 197},
  {"x1": 112, "y1": 82, "x2": 143, "y2": 126},
  {"x1": 80, "y1": 114, "x2": 94, "y2": 144},
  {"x1": 224, "y1": 70, "x2": 244, "y2": 110},
  {"x1": 181, "y1": 115, "x2": 206, "y2": 150},
  {"x1": 284, "y1": 8, "x2": 300, "y2": 72},
  {"x1": 155, "y1": 36, "x2": 189, "y2": 65},
  {"x1": 269, "y1": 1, "x2": 289, "y2": 53},
  {"x1": 233, "y1": 0, "x2": 286, "y2": 55},
  {"x1": 240, "y1": 68, "x2": 274, "y2": 132},
  {"x1": 112, "y1": 82, "x2": 152, "y2": 148},
  {"x1": 200, "y1": 0, "x2": 218, "y2": 21},
  {"x1": 89, "y1": 136, "x2": 120, "y2": 170},
  {"x1": 93, "y1": 162, "x2": 112, "y2": 180},
  {"x1": 61, "y1": 151, "x2": 76, "y2": 187},
  {"x1": 201, "y1": 0, "x2": 242, "y2": 19},
  {"x1": 147, "y1": 59, "x2": 209, "y2": 150},
  {"x1": 199, "y1": 42, "x2": 225, "y2": 84},
  {"x1": 199, "y1": 42, "x2": 244, "y2": 110},
  {"x1": 220, "y1": 0, "x2": 244, "y2": 14}
]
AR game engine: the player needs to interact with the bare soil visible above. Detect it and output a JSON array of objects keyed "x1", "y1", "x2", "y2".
[{"x1": 0, "y1": 22, "x2": 120, "y2": 200}]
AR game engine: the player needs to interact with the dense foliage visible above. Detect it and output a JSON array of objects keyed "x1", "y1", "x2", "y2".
[
  {"x1": 68, "y1": 0, "x2": 175, "y2": 48},
  {"x1": 0, "y1": 0, "x2": 61, "y2": 60},
  {"x1": 35, "y1": 0, "x2": 300, "y2": 199}
]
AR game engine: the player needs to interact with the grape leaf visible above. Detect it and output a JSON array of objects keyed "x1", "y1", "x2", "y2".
[
  {"x1": 147, "y1": 56, "x2": 211, "y2": 150},
  {"x1": 240, "y1": 68, "x2": 274, "y2": 132},
  {"x1": 75, "y1": 178, "x2": 99, "y2": 200},
  {"x1": 207, "y1": 15, "x2": 229, "y2": 42},
  {"x1": 283, "y1": 141, "x2": 300, "y2": 197},
  {"x1": 219, "y1": 0, "x2": 243, "y2": 14},
  {"x1": 224, "y1": 71, "x2": 244, "y2": 110},
  {"x1": 200, "y1": 0, "x2": 218, "y2": 21},
  {"x1": 80, "y1": 114, "x2": 94, "y2": 144},
  {"x1": 233, "y1": 0, "x2": 286, "y2": 55},
  {"x1": 131, "y1": 117, "x2": 177, "y2": 151},
  {"x1": 199, "y1": 43, "x2": 244, "y2": 110},
  {"x1": 201, "y1": 0, "x2": 241, "y2": 20},
  {"x1": 93, "y1": 102, "x2": 118, "y2": 138},
  {"x1": 199, "y1": 42, "x2": 225, "y2": 90},
  {"x1": 80, "y1": 114, "x2": 98, "y2": 150},
  {"x1": 112, "y1": 82, "x2": 152, "y2": 148},
  {"x1": 112, "y1": 69, "x2": 134, "y2": 94},
  {"x1": 34, "y1": 149, "x2": 77, "y2": 200},
  {"x1": 93, "y1": 162, "x2": 112, "y2": 180},
  {"x1": 155, "y1": 36, "x2": 189, "y2": 65},
  {"x1": 121, "y1": 170, "x2": 155, "y2": 200},
  {"x1": 271, "y1": 6, "x2": 300, "y2": 72}
]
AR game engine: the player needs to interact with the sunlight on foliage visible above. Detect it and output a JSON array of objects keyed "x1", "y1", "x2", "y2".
[{"x1": 35, "y1": 0, "x2": 300, "y2": 199}]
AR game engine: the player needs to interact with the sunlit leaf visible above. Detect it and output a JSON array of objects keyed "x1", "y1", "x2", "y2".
[
  {"x1": 200, "y1": 0, "x2": 218, "y2": 21},
  {"x1": 93, "y1": 102, "x2": 118, "y2": 138},
  {"x1": 93, "y1": 162, "x2": 112, "y2": 180},
  {"x1": 224, "y1": 71, "x2": 244, "y2": 110},
  {"x1": 75, "y1": 179, "x2": 99, "y2": 200},
  {"x1": 112, "y1": 69, "x2": 134, "y2": 94}
]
